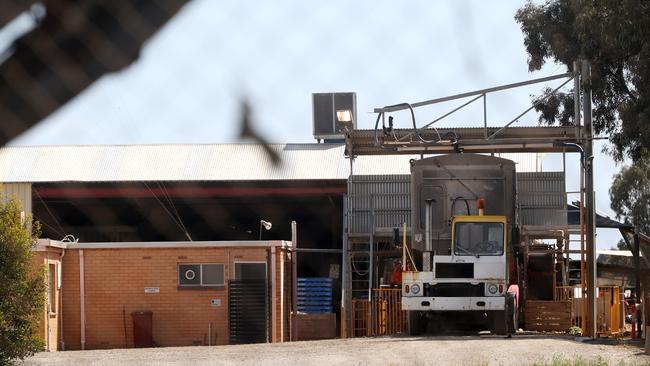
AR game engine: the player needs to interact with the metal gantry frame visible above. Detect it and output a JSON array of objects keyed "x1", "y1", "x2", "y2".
[{"x1": 342, "y1": 60, "x2": 600, "y2": 337}]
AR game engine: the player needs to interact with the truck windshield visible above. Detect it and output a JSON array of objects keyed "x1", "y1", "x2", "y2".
[{"x1": 454, "y1": 222, "x2": 504, "y2": 256}]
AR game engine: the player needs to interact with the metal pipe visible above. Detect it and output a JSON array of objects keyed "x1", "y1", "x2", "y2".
[
  {"x1": 580, "y1": 162, "x2": 587, "y2": 332},
  {"x1": 291, "y1": 221, "x2": 297, "y2": 341},
  {"x1": 402, "y1": 222, "x2": 407, "y2": 270},
  {"x1": 293, "y1": 248, "x2": 342, "y2": 253},
  {"x1": 341, "y1": 194, "x2": 348, "y2": 338},
  {"x1": 395, "y1": 94, "x2": 483, "y2": 143},
  {"x1": 374, "y1": 72, "x2": 573, "y2": 113},
  {"x1": 280, "y1": 247, "x2": 284, "y2": 342},
  {"x1": 489, "y1": 77, "x2": 574, "y2": 140},
  {"x1": 634, "y1": 230, "x2": 642, "y2": 338},
  {"x1": 425, "y1": 200, "x2": 431, "y2": 253},
  {"x1": 368, "y1": 197, "x2": 375, "y2": 301},
  {"x1": 573, "y1": 61, "x2": 582, "y2": 138},
  {"x1": 79, "y1": 249, "x2": 86, "y2": 350},
  {"x1": 59, "y1": 248, "x2": 65, "y2": 351},
  {"x1": 582, "y1": 60, "x2": 597, "y2": 338},
  {"x1": 271, "y1": 246, "x2": 277, "y2": 343},
  {"x1": 483, "y1": 94, "x2": 488, "y2": 139}
]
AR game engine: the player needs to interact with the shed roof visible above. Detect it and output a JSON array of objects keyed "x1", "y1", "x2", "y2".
[{"x1": 0, "y1": 143, "x2": 540, "y2": 183}]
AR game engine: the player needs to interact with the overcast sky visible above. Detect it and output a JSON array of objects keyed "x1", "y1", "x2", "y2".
[{"x1": 9, "y1": 0, "x2": 625, "y2": 249}]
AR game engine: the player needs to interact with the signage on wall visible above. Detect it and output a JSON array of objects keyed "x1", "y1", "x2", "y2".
[
  {"x1": 144, "y1": 287, "x2": 160, "y2": 294},
  {"x1": 211, "y1": 298, "x2": 221, "y2": 307}
]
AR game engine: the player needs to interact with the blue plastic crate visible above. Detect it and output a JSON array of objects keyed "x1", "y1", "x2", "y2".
[{"x1": 296, "y1": 277, "x2": 333, "y2": 313}]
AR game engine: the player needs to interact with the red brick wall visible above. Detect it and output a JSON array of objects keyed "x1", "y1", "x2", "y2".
[{"x1": 60, "y1": 246, "x2": 291, "y2": 350}]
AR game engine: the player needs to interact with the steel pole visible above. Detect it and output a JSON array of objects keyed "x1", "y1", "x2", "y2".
[
  {"x1": 634, "y1": 230, "x2": 642, "y2": 338},
  {"x1": 582, "y1": 60, "x2": 597, "y2": 338},
  {"x1": 369, "y1": 197, "x2": 375, "y2": 301},
  {"x1": 341, "y1": 194, "x2": 348, "y2": 338}
]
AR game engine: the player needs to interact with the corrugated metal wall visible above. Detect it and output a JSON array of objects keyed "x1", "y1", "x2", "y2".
[
  {"x1": 1, "y1": 182, "x2": 32, "y2": 216},
  {"x1": 348, "y1": 175, "x2": 410, "y2": 234},
  {"x1": 517, "y1": 172, "x2": 567, "y2": 227},
  {"x1": 348, "y1": 171, "x2": 568, "y2": 234}
]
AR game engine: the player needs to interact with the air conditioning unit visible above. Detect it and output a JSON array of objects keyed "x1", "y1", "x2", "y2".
[
  {"x1": 312, "y1": 92, "x2": 357, "y2": 141},
  {"x1": 178, "y1": 264, "x2": 200, "y2": 285}
]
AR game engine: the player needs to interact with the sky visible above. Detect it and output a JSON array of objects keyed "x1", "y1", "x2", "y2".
[{"x1": 7, "y1": 0, "x2": 626, "y2": 250}]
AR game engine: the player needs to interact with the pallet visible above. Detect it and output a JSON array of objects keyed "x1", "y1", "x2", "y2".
[{"x1": 292, "y1": 313, "x2": 336, "y2": 341}]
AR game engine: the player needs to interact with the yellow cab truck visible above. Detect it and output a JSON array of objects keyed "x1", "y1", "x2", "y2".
[{"x1": 402, "y1": 154, "x2": 520, "y2": 335}]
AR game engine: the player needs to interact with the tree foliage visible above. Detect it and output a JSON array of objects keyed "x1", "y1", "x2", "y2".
[
  {"x1": 515, "y1": 0, "x2": 650, "y2": 162},
  {"x1": 0, "y1": 192, "x2": 45, "y2": 365},
  {"x1": 609, "y1": 157, "x2": 650, "y2": 233}
]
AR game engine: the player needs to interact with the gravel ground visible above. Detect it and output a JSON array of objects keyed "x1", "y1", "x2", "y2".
[{"x1": 22, "y1": 335, "x2": 650, "y2": 366}]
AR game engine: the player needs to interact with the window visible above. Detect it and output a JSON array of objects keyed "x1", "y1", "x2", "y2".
[
  {"x1": 48, "y1": 263, "x2": 56, "y2": 314},
  {"x1": 454, "y1": 222, "x2": 504, "y2": 256},
  {"x1": 178, "y1": 264, "x2": 225, "y2": 287}
]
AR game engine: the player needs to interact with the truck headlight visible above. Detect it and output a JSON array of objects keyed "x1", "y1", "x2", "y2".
[
  {"x1": 487, "y1": 284, "x2": 498, "y2": 295},
  {"x1": 411, "y1": 284, "x2": 421, "y2": 295}
]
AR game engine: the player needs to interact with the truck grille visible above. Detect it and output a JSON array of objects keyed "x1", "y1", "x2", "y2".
[
  {"x1": 435, "y1": 263, "x2": 474, "y2": 278},
  {"x1": 425, "y1": 283, "x2": 484, "y2": 297}
]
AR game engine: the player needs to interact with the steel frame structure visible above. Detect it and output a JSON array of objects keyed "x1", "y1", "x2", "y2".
[{"x1": 342, "y1": 61, "x2": 599, "y2": 337}]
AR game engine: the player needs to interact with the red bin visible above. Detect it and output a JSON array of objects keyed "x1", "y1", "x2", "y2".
[{"x1": 131, "y1": 311, "x2": 153, "y2": 348}]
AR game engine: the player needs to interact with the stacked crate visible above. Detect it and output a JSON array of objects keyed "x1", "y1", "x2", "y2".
[
  {"x1": 293, "y1": 277, "x2": 336, "y2": 340},
  {"x1": 297, "y1": 277, "x2": 333, "y2": 313}
]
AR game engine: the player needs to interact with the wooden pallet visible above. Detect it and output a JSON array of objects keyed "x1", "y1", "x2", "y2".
[
  {"x1": 292, "y1": 313, "x2": 336, "y2": 340},
  {"x1": 525, "y1": 300, "x2": 572, "y2": 332}
]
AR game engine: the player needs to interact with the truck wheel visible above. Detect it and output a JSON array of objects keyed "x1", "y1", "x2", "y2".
[{"x1": 408, "y1": 311, "x2": 424, "y2": 336}]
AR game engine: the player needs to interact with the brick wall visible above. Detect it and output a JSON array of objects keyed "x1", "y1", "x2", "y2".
[
  {"x1": 32, "y1": 248, "x2": 62, "y2": 351},
  {"x1": 59, "y1": 245, "x2": 291, "y2": 350}
]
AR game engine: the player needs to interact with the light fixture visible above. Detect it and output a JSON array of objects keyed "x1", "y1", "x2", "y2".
[
  {"x1": 259, "y1": 220, "x2": 272, "y2": 240},
  {"x1": 336, "y1": 109, "x2": 353, "y2": 123}
]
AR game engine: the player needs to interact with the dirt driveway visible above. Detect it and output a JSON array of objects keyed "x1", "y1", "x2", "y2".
[{"x1": 22, "y1": 335, "x2": 650, "y2": 366}]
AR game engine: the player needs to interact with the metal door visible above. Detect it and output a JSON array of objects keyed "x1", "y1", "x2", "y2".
[{"x1": 228, "y1": 262, "x2": 268, "y2": 344}]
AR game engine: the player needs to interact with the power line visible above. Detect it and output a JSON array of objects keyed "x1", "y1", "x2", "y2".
[
  {"x1": 34, "y1": 188, "x2": 66, "y2": 238},
  {"x1": 143, "y1": 182, "x2": 192, "y2": 241},
  {"x1": 157, "y1": 181, "x2": 192, "y2": 241}
]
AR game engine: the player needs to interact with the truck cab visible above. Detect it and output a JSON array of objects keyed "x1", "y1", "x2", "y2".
[{"x1": 403, "y1": 213, "x2": 517, "y2": 334}]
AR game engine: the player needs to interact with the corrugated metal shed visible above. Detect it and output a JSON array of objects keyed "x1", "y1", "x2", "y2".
[
  {"x1": 518, "y1": 172, "x2": 567, "y2": 227},
  {"x1": 0, "y1": 144, "x2": 348, "y2": 182},
  {"x1": 0, "y1": 144, "x2": 543, "y2": 183},
  {"x1": 348, "y1": 175, "x2": 411, "y2": 234},
  {"x1": 1, "y1": 183, "x2": 32, "y2": 215}
]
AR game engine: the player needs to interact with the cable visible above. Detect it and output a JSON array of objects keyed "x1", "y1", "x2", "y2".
[
  {"x1": 143, "y1": 182, "x2": 192, "y2": 241},
  {"x1": 33, "y1": 216, "x2": 65, "y2": 238},
  {"x1": 34, "y1": 189, "x2": 66, "y2": 238},
  {"x1": 373, "y1": 103, "x2": 443, "y2": 147},
  {"x1": 351, "y1": 257, "x2": 369, "y2": 277},
  {"x1": 451, "y1": 196, "x2": 471, "y2": 217},
  {"x1": 61, "y1": 234, "x2": 78, "y2": 243},
  {"x1": 157, "y1": 182, "x2": 192, "y2": 241}
]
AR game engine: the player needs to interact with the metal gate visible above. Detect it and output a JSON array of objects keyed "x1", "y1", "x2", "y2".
[
  {"x1": 351, "y1": 289, "x2": 407, "y2": 336},
  {"x1": 228, "y1": 280, "x2": 268, "y2": 344}
]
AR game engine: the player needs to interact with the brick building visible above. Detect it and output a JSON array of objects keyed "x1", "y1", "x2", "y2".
[{"x1": 34, "y1": 239, "x2": 292, "y2": 350}]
